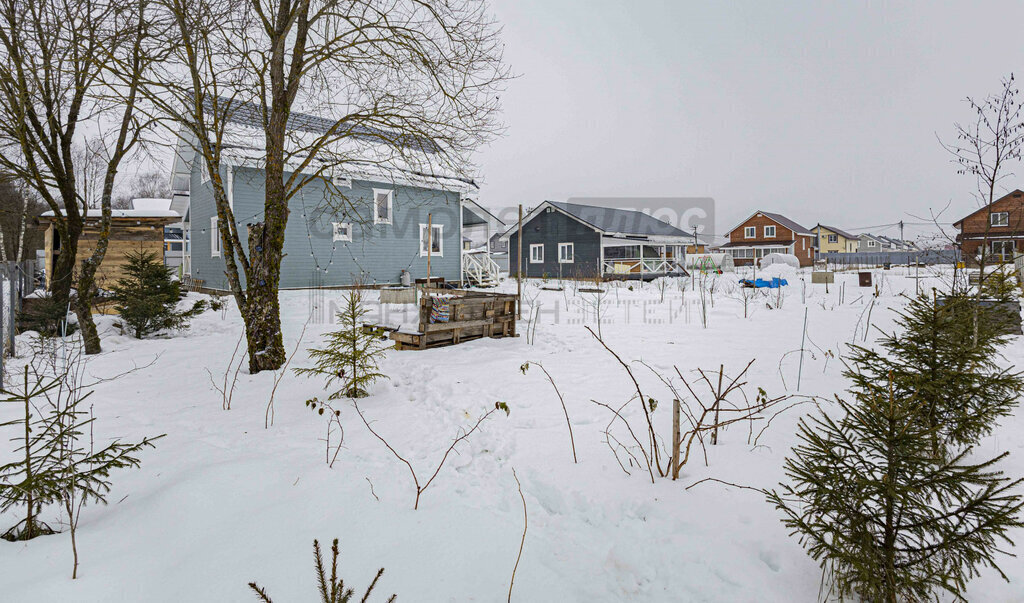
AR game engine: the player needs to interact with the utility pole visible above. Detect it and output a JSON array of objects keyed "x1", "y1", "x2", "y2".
[
  {"x1": 899, "y1": 220, "x2": 904, "y2": 243},
  {"x1": 517, "y1": 204, "x2": 523, "y2": 319}
]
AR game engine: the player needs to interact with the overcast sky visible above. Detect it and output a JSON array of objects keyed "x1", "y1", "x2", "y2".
[{"x1": 477, "y1": 0, "x2": 1024, "y2": 243}]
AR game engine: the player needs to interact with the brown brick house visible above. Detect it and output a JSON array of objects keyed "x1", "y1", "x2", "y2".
[
  {"x1": 953, "y1": 189, "x2": 1024, "y2": 263},
  {"x1": 721, "y1": 211, "x2": 816, "y2": 267}
]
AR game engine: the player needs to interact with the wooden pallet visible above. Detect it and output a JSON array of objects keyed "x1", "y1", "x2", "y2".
[{"x1": 378, "y1": 289, "x2": 518, "y2": 350}]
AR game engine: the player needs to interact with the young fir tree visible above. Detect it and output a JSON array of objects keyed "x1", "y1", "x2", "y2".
[
  {"x1": 248, "y1": 538, "x2": 395, "y2": 603},
  {"x1": 845, "y1": 292, "x2": 1023, "y2": 453},
  {"x1": 295, "y1": 289, "x2": 388, "y2": 399},
  {"x1": 109, "y1": 251, "x2": 206, "y2": 339},
  {"x1": 0, "y1": 365, "x2": 164, "y2": 543},
  {"x1": 768, "y1": 381, "x2": 1023, "y2": 602},
  {"x1": 0, "y1": 368, "x2": 64, "y2": 540}
]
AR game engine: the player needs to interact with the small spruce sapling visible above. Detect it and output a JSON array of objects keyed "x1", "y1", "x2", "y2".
[
  {"x1": 109, "y1": 251, "x2": 206, "y2": 338},
  {"x1": 249, "y1": 537, "x2": 395, "y2": 603},
  {"x1": 768, "y1": 379, "x2": 1023, "y2": 602},
  {"x1": 295, "y1": 289, "x2": 388, "y2": 399}
]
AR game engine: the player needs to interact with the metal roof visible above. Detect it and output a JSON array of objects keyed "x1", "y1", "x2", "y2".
[
  {"x1": 205, "y1": 96, "x2": 441, "y2": 154},
  {"x1": 548, "y1": 201, "x2": 690, "y2": 237}
]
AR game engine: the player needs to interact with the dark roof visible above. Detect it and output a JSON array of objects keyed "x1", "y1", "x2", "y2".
[
  {"x1": 816, "y1": 224, "x2": 858, "y2": 240},
  {"x1": 721, "y1": 240, "x2": 795, "y2": 248},
  {"x1": 206, "y1": 96, "x2": 440, "y2": 154},
  {"x1": 759, "y1": 211, "x2": 813, "y2": 235},
  {"x1": 548, "y1": 201, "x2": 689, "y2": 237}
]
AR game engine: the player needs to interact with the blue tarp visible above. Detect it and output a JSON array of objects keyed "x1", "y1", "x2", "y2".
[{"x1": 739, "y1": 277, "x2": 789, "y2": 289}]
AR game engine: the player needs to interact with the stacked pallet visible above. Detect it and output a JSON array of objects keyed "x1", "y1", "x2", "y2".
[{"x1": 386, "y1": 289, "x2": 518, "y2": 350}]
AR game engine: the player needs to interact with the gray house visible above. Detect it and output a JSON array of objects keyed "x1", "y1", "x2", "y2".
[
  {"x1": 503, "y1": 201, "x2": 693, "y2": 280},
  {"x1": 169, "y1": 106, "x2": 477, "y2": 291}
]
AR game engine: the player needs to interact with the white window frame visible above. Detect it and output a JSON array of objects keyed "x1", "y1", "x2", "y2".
[
  {"x1": 419, "y1": 223, "x2": 443, "y2": 257},
  {"x1": 558, "y1": 242, "x2": 574, "y2": 264},
  {"x1": 867, "y1": 240, "x2": 877, "y2": 248},
  {"x1": 373, "y1": 189, "x2": 393, "y2": 225},
  {"x1": 529, "y1": 243, "x2": 544, "y2": 263},
  {"x1": 210, "y1": 216, "x2": 220, "y2": 257},
  {"x1": 200, "y1": 159, "x2": 210, "y2": 184},
  {"x1": 332, "y1": 222, "x2": 352, "y2": 242},
  {"x1": 991, "y1": 240, "x2": 1015, "y2": 258},
  {"x1": 827, "y1": 234, "x2": 838, "y2": 243},
  {"x1": 991, "y1": 212, "x2": 1009, "y2": 227},
  {"x1": 744, "y1": 226, "x2": 756, "y2": 239},
  {"x1": 764, "y1": 225, "x2": 776, "y2": 238}
]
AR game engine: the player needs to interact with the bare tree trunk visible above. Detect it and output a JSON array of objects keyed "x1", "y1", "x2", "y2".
[{"x1": 244, "y1": 222, "x2": 286, "y2": 372}]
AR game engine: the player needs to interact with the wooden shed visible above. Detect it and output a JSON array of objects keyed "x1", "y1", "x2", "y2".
[{"x1": 39, "y1": 209, "x2": 181, "y2": 291}]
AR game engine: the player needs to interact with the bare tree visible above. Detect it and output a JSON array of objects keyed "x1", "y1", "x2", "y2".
[
  {"x1": 942, "y1": 75, "x2": 1024, "y2": 339},
  {"x1": 145, "y1": 0, "x2": 510, "y2": 372},
  {"x1": 0, "y1": 174, "x2": 46, "y2": 262},
  {"x1": 0, "y1": 0, "x2": 161, "y2": 353}
]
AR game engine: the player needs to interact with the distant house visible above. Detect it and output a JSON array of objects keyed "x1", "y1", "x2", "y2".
[
  {"x1": 504, "y1": 201, "x2": 695, "y2": 279},
  {"x1": 169, "y1": 100, "x2": 476, "y2": 291},
  {"x1": 721, "y1": 211, "x2": 816, "y2": 267},
  {"x1": 130, "y1": 198, "x2": 186, "y2": 269},
  {"x1": 462, "y1": 199, "x2": 505, "y2": 251},
  {"x1": 857, "y1": 233, "x2": 887, "y2": 252},
  {"x1": 953, "y1": 189, "x2": 1024, "y2": 263},
  {"x1": 812, "y1": 224, "x2": 859, "y2": 253}
]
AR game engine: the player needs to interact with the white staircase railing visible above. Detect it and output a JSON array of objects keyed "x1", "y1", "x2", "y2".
[{"x1": 463, "y1": 250, "x2": 501, "y2": 286}]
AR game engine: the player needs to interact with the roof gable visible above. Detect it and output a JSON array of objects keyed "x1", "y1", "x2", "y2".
[
  {"x1": 727, "y1": 210, "x2": 813, "y2": 237},
  {"x1": 952, "y1": 189, "x2": 1024, "y2": 227}
]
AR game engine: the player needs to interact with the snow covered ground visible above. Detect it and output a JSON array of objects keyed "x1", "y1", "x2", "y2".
[{"x1": 1, "y1": 266, "x2": 1023, "y2": 602}]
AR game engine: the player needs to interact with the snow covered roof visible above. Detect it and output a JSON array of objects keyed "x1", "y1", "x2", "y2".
[
  {"x1": 208, "y1": 96, "x2": 442, "y2": 155},
  {"x1": 40, "y1": 209, "x2": 180, "y2": 219},
  {"x1": 131, "y1": 198, "x2": 173, "y2": 212}
]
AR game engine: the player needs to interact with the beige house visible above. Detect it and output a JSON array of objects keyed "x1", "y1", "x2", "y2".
[{"x1": 812, "y1": 224, "x2": 859, "y2": 254}]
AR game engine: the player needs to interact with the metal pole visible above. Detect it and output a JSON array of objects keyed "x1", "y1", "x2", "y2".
[
  {"x1": 797, "y1": 307, "x2": 808, "y2": 391},
  {"x1": 517, "y1": 204, "x2": 523, "y2": 319},
  {"x1": 426, "y1": 213, "x2": 432, "y2": 293}
]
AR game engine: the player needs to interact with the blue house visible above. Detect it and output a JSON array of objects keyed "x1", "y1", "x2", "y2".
[{"x1": 169, "y1": 105, "x2": 479, "y2": 292}]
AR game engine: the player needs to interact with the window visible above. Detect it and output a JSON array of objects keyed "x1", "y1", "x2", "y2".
[
  {"x1": 744, "y1": 226, "x2": 756, "y2": 239},
  {"x1": 373, "y1": 189, "x2": 393, "y2": 225},
  {"x1": 210, "y1": 217, "x2": 220, "y2": 257},
  {"x1": 992, "y1": 212, "x2": 1009, "y2": 227},
  {"x1": 827, "y1": 234, "x2": 838, "y2": 243},
  {"x1": 991, "y1": 240, "x2": 1015, "y2": 259},
  {"x1": 419, "y1": 223, "x2": 442, "y2": 257},
  {"x1": 200, "y1": 159, "x2": 210, "y2": 184},
  {"x1": 764, "y1": 225, "x2": 776, "y2": 238},
  {"x1": 867, "y1": 240, "x2": 877, "y2": 248},
  {"x1": 332, "y1": 222, "x2": 352, "y2": 242},
  {"x1": 558, "y1": 242, "x2": 574, "y2": 263},
  {"x1": 530, "y1": 243, "x2": 544, "y2": 263}
]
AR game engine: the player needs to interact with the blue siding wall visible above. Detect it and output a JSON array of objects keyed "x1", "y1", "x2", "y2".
[
  {"x1": 189, "y1": 164, "x2": 462, "y2": 290},
  {"x1": 509, "y1": 209, "x2": 602, "y2": 278}
]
